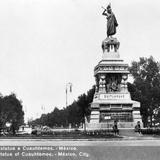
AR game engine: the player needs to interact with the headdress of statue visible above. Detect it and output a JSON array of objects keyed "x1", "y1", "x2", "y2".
[{"x1": 107, "y1": 4, "x2": 111, "y2": 10}]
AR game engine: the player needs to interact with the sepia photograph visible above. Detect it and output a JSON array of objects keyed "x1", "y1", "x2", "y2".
[{"x1": 0, "y1": 0, "x2": 160, "y2": 159}]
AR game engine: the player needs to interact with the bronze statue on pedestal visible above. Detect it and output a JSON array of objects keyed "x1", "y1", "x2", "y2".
[{"x1": 102, "y1": 4, "x2": 118, "y2": 37}]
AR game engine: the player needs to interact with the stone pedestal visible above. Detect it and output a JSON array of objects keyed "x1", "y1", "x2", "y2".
[{"x1": 86, "y1": 37, "x2": 142, "y2": 130}]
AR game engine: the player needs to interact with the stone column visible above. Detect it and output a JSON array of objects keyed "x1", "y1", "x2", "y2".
[
  {"x1": 121, "y1": 74, "x2": 128, "y2": 93},
  {"x1": 99, "y1": 75, "x2": 106, "y2": 93}
]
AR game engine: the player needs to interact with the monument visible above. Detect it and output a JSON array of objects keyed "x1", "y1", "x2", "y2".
[{"x1": 86, "y1": 4, "x2": 142, "y2": 129}]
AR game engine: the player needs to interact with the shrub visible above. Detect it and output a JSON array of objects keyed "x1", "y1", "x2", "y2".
[{"x1": 141, "y1": 128, "x2": 160, "y2": 135}]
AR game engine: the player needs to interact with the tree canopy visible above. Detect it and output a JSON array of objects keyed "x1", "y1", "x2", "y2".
[
  {"x1": 129, "y1": 56, "x2": 160, "y2": 127},
  {"x1": 0, "y1": 93, "x2": 24, "y2": 134},
  {"x1": 30, "y1": 86, "x2": 95, "y2": 128}
]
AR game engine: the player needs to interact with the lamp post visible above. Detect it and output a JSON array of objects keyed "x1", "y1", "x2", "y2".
[
  {"x1": 65, "y1": 82, "x2": 72, "y2": 128},
  {"x1": 65, "y1": 82, "x2": 72, "y2": 108}
]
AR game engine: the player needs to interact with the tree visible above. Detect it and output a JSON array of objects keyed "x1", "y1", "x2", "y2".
[
  {"x1": 129, "y1": 56, "x2": 160, "y2": 127},
  {"x1": 0, "y1": 93, "x2": 24, "y2": 134},
  {"x1": 30, "y1": 86, "x2": 95, "y2": 128},
  {"x1": 77, "y1": 86, "x2": 95, "y2": 123}
]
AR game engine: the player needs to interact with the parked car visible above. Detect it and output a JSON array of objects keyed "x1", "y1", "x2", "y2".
[{"x1": 17, "y1": 125, "x2": 32, "y2": 135}]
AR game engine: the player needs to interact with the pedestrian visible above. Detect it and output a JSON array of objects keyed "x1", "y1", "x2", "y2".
[
  {"x1": 113, "y1": 120, "x2": 119, "y2": 135},
  {"x1": 137, "y1": 121, "x2": 141, "y2": 134}
]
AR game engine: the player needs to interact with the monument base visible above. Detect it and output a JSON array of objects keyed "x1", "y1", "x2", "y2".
[
  {"x1": 86, "y1": 93, "x2": 142, "y2": 130},
  {"x1": 87, "y1": 36, "x2": 142, "y2": 130}
]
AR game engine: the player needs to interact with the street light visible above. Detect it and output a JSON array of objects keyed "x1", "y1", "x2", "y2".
[
  {"x1": 65, "y1": 82, "x2": 72, "y2": 128},
  {"x1": 65, "y1": 82, "x2": 72, "y2": 108},
  {"x1": 6, "y1": 122, "x2": 11, "y2": 128}
]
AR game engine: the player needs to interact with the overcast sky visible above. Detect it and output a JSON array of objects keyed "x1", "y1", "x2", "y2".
[{"x1": 0, "y1": 0, "x2": 160, "y2": 121}]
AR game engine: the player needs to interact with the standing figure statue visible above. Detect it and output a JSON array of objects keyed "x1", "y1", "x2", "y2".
[{"x1": 102, "y1": 4, "x2": 118, "y2": 37}]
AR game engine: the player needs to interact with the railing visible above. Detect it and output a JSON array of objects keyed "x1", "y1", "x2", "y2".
[{"x1": 86, "y1": 122, "x2": 135, "y2": 129}]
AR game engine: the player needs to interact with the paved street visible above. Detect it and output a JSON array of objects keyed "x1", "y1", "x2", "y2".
[
  {"x1": 0, "y1": 138, "x2": 160, "y2": 146},
  {"x1": 0, "y1": 138, "x2": 160, "y2": 160}
]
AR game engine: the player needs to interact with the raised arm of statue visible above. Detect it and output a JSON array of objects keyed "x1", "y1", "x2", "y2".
[{"x1": 102, "y1": 8, "x2": 108, "y2": 17}]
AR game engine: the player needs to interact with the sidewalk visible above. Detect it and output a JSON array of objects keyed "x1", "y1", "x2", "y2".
[{"x1": 119, "y1": 128, "x2": 159, "y2": 140}]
